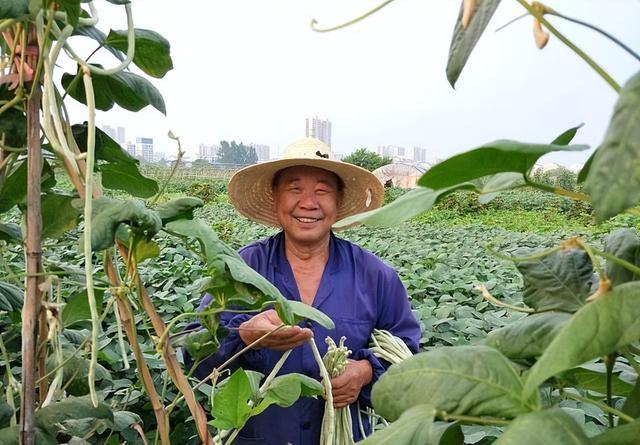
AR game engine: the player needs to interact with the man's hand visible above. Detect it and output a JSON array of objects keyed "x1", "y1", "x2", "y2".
[
  {"x1": 239, "y1": 309, "x2": 312, "y2": 351},
  {"x1": 330, "y1": 359, "x2": 372, "y2": 408}
]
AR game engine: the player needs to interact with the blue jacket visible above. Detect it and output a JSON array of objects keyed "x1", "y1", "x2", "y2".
[{"x1": 192, "y1": 231, "x2": 420, "y2": 445}]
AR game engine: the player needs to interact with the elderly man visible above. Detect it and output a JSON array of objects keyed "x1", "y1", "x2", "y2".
[{"x1": 192, "y1": 137, "x2": 420, "y2": 444}]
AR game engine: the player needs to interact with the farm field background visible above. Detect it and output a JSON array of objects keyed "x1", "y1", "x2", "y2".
[{"x1": 3, "y1": 171, "x2": 637, "y2": 443}]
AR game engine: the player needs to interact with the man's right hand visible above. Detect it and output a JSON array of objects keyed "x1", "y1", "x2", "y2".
[{"x1": 239, "y1": 309, "x2": 313, "y2": 351}]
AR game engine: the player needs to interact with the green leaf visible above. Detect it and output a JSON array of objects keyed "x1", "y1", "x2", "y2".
[
  {"x1": 62, "y1": 67, "x2": 166, "y2": 115},
  {"x1": 418, "y1": 141, "x2": 588, "y2": 190},
  {"x1": 523, "y1": 282, "x2": 640, "y2": 399},
  {"x1": 0, "y1": 402, "x2": 13, "y2": 429},
  {"x1": 372, "y1": 345, "x2": 532, "y2": 421},
  {"x1": 62, "y1": 289, "x2": 105, "y2": 328},
  {"x1": 98, "y1": 162, "x2": 159, "y2": 198},
  {"x1": 476, "y1": 172, "x2": 526, "y2": 204},
  {"x1": 211, "y1": 368, "x2": 253, "y2": 430},
  {"x1": 45, "y1": 355, "x2": 111, "y2": 397},
  {"x1": 41, "y1": 193, "x2": 81, "y2": 239},
  {"x1": 35, "y1": 396, "x2": 113, "y2": 437},
  {"x1": 603, "y1": 229, "x2": 640, "y2": 286},
  {"x1": 0, "y1": 159, "x2": 56, "y2": 213},
  {"x1": 279, "y1": 300, "x2": 334, "y2": 330},
  {"x1": 73, "y1": 26, "x2": 125, "y2": 61},
  {"x1": 56, "y1": 0, "x2": 81, "y2": 27},
  {"x1": 0, "y1": 0, "x2": 28, "y2": 19},
  {"x1": 359, "y1": 404, "x2": 463, "y2": 445},
  {"x1": 550, "y1": 124, "x2": 584, "y2": 145},
  {"x1": 515, "y1": 249, "x2": 593, "y2": 312},
  {"x1": 334, "y1": 184, "x2": 476, "y2": 229},
  {"x1": 577, "y1": 150, "x2": 595, "y2": 184},
  {"x1": 0, "y1": 425, "x2": 54, "y2": 445},
  {"x1": 0, "y1": 281, "x2": 23, "y2": 313},
  {"x1": 493, "y1": 409, "x2": 590, "y2": 445},
  {"x1": 88, "y1": 197, "x2": 162, "y2": 251},
  {"x1": 253, "y1": 373, "x2": 324, "y2": 416},
  {"x1": 0, "y1": 105, "x2": 27, "y2": 147},
  {"x1": 446, "y1": 0, "x2": 502, "y2": 88},
  {"x1": 105, "y1": 29, "x2": 173, "y2": 78},
  {"x1": 112, "y1": 411, "x2": 142, "y2": 432},
  {"x1": 622, "y1": 378, "x2": 640, "y2": 419},
  {"x1": 73, "y1": 123, "x2": 135, "y2": 165},
  {"x1": 155, "y1": 197, "x2": 205, "y2": 224},
  {"x1": 592, "y1": 418, "x2": 640, "y2": 445},
  {"x1": 482, "y1": 312, "x2": 571, "y2": 360},
  {"x1": 585, "y1": 71, "x2": 640, "y2": 221},
  {"x1": 558, "y1": 366, "x2": 634, "y2": 396},
  {"x1": 0, "y1": 222, "x2": 21, "y2": 243}
]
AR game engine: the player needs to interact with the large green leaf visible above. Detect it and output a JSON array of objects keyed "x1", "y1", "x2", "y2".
[
  {"x1": 493, "y1": 409, "x2": 590, "y2": 445},
  {"x1": 283, "y1": 300, "x2": 334, "y2": 330},
  {"x1": 56, "y1": 0, "x2": 82, "y2": 27},
  {"x1": 360, "y1": 404, "x2": 463, "y2": 445},
  {"x1": 0, "y1": 222, "x2": 21, "y2": 243},
  {"x1": 577, "y1": 150, "x2": 595, "y2": 184},
  {"x1": 372, "y1": 345, "x2": 532, "y2": 421},
  {"x1": 482, "y1": 312, "x2": 571, "y2": 360},
  {"x1": 622, "y1": 377, "x2": 640, "y2": 419},
  {"x1": 0, "y1": 402, "x2": 13, "y2": 429},
  {"x1": 253, "y1": 373, "x2": 323, "y2": 416},
  {"x1": 41, "y1": 193, "x2": 81, "y2": 239},
  {"x1": 87, "y1": 197, "x2": 162, "y2": 251},
  {"x1": 0, "y1": 281, "x2": 23, "y2": 313},
  {"x1": 476, "y1": 172, "x2": 526, "y2": 204},
  {"x1": 603, "y1": 229, "x2": 640, "y2": 286},
  {"x1": 592, "y1": 419, "x2": 640, "y2": 445},
  {"x1": 446, "y1": 0, "x2": 502, "y2": 88},
  {"x1": 550, "y1": 124, "x2": 583, "y2": 146},
  {"x1": 516, "y1": 249, "x2": 593, "y2": 312},
  {"x1": 73, "y1": 25, "x2": 125, "y2": 61},
  {"x1": 418, "y1": 141, "x2": 588, "y2": 190},
  {"x1": 558, "y1": 366, "x2": 634, "y2": 396},
  {"x1": 523, "y1": 281, "x2": 640, "y2": 399},
  {"x1": 334, "y1": 184, "x2": 475, "y2": 229},
  {"x1": 155, "y1": 197, "x2": 204, "y2": 224},
  {"x1": 211, "y1": 368, "x2": 253, "y2": 430},
  {"x1": 35, "y1": 396, "x2": 113, "y2": 437},
  {"x1": 585, "y1": 71, "x2": 640, "y2": 221},
  {"x1": 45, "y1": 354, "x2": 112, "y2": 397},
  {"x1": 62, "y1": 67, "x2": 166, "y2": 114},
  {"x1": 0, "y1": 0, "x2": 28, "y2": 19},
  {"x1": 0, "y1": 106, "x2": 27, "y2": 147},
  {"x1": 73, "y1": 123, "x2": 159, "y2": 197},
  {"x1": 98, "y1": 162, "x2": 159, "y2": 198},
  {"x1": 105, "y1": 29, "x2": 173, "y2": 78},
  {"x1": 62, "y1": 289, "x2": 105, "y2": 327},
  {"x1": 0, "y1": 159, "x2": 56, "y2": 213}
]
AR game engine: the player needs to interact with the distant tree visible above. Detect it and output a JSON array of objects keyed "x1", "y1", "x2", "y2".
[
  {"x1": 342, "y1": 148, "x2": 392, "y2": 172},
  {"x1": 216, "y1": 140, "x2": 258, "y2": 165},
  {"x1": 191, "y1": 158, "x2": 212, "y2": 168}
]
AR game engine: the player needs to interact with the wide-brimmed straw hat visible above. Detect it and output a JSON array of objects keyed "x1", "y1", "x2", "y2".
[{"x1": 228, "y1": 137, "x2": 384, "y2": 228}]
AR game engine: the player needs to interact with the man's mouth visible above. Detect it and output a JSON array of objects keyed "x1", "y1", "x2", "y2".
[{"x1": 295, "y1": 217, "x2": 320, "y2": 223}]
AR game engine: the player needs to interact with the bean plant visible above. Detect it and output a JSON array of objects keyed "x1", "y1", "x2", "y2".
[
  {"x1": 324, "y1": 0, "x2": 640, "y2": 443},
  {"x1": 0, "y1": 1, "x2": 331, "y2": 444}
]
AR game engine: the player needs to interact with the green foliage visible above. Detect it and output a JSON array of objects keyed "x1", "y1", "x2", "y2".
[
  {"x1": 493, "y1": 409, "x2": 590, "y2": 445},
  {"x1": 341, "y1": 148, "x2": 392, "y2": 172},
  {"x1": 216, "y1": 140, "x2": 257, "y2": 165},
  {"x1": 104, "y1": 29, "x2": 173, "y2": 78}
]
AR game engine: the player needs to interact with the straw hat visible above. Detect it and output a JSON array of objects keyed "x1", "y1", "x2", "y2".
[{"x1": 228, "y1": 137, "x2": 384, "y2": 228}]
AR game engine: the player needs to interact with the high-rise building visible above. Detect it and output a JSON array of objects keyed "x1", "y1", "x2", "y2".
[
  {"x1": 198, "y1": 143, "x2": 218, "y2": 163},
  {"x1": 125, "y1": 141, "x2": 136, "y2": 157},
  {"x1": 135, "y1": 137, "x2": 154, "y2": 163},
  {"x1": 413, "y1": 146, "x2": 427, "y2": 162},
  {"x1": 251, "y1": 143, "x2": 270, "y2": 162},
  {"x1": 305, "y1": 117, "x2": 332, "y2": 147},
  {"x1": 102, "y1": 125, "x2": 125, "y2": 146}
]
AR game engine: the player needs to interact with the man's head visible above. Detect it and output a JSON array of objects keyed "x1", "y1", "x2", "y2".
[{"x1": 228, "y1": 137, "x2": 384, "y2": 229}]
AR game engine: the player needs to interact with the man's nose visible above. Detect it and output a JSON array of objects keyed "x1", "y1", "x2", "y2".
[{"x1": 298, "y1": 190, "x2": 319, "y2": 208}]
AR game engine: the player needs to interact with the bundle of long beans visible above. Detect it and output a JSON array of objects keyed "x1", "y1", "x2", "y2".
[
  {"x1": 320, "y1": 336, "x2": 355, "y2": 445},
  {"x1": 368, "y1": 329, "x2": 413, "y2": 365}
]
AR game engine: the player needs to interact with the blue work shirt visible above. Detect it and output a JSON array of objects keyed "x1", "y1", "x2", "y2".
[{"x1": 192, "y1": 231, "x2": 420, "y2": 445}]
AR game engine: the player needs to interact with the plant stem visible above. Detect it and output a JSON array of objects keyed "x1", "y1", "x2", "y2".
[
  {"x1": 562, "y1": 390, "x2": 634, "y2": 423},
  {"x1": 309, "y1": 337, "x2": 334, "y2": 445},
  {"x1": 437, "y1": 411, "x2": 511, "y2": 426},
  {"x1": 259, "y1": 349, "x2": 293, "y2": 395},
  {"x1": 311, "y1": 0, "x2": 396, "y2": 33},
  {"x1": 513, "y1": 0, "x2": 620, "y2": 92},
  {"x1": 485, "y1": 243, "x2": 561, "y2": 262},
  {"x1": 149, "y1": 134, "x2": 185, "y2": 206},
  {"x1": 477, "y1": 283, "x2": 535, "y2": 313},
  {"x1": 20, "y1": 39, "x2": 42, "y2": 445},
  {"x1": 592, "y1": 248, "x2": 640, "y2": 277}
]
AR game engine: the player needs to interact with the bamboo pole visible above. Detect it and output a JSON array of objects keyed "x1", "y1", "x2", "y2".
[{"x1": 20, "y1": 80, "x2": 42, "y2": 445}]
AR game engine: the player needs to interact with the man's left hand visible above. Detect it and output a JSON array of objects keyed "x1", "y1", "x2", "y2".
[{"x1": 329, "y1": 359, "x2": 372, "y2": 408}]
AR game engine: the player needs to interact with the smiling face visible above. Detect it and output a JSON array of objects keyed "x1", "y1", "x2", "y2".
[{"x1": 272, "y1": 165, "x2": 341, "y2": 248}]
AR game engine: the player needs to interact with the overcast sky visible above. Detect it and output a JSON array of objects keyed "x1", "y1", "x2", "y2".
[{"x1": 66, "y1": 0, "x2": 640, "y2": 166}]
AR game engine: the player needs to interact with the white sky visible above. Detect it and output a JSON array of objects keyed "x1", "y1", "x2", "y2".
[{"x1": 66, "y1": 0, "x2": 640, "y2": 166}]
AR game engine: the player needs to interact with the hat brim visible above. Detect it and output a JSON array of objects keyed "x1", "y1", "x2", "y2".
[{"x1": 228, "y1": 158, "x2": 384, "y2": 229}]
